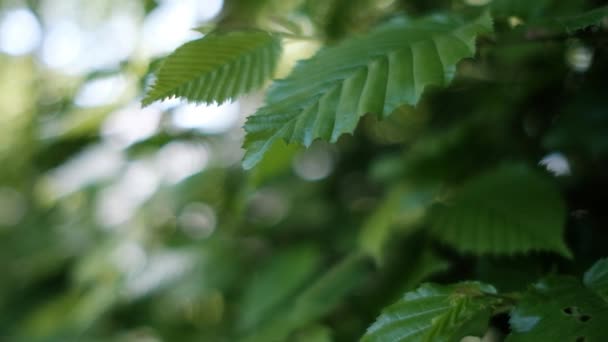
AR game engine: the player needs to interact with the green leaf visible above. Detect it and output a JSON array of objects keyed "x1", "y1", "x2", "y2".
[
  {"x1": 305, "y1": 0, "x2": 382, "y2": 41},
  {"x1": 242, "y1": 13, "x2": 493, "y2": 168},
  {"x1": 237, "y1": 245, "x2": 322, "y2": 333},
  {"x1": 142, "y1": 31, "x2": 281, "y2": 106},
  {"x1": 359, "y1": 183, "x2": 437, "y2": 263},
  {"x1": 507, "y1": 276, "x2": 608, "y2": 342},
  {"x1": 290, "y1": 253, "x2": 369, "y2": 323},
  {"x1": 583, "y1": 258, "x2": 608, "y2": 302},
  {"x1": 242, "y1": 254, "x2": 369, "y2": 342},
  {"x1": 429, "y1": 164, "x2": 571, "y2": 257},
  {"x1": 362, "y1": 282, "x2": 499, "y2": 342}
]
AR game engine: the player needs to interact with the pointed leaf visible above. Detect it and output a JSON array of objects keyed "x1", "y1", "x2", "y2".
[
  {"x1": 429, "y1": 164, "x2": 570, "y2": 256},
  {"x1": 362, "y1": 282, "x2": 500, "y2": 342},
  {"x1": 143, "y1": 31, "x2": 281, "y2": 106},
  {"x1": 242, "y1": 13, "x2": 493, "y2": 168}
]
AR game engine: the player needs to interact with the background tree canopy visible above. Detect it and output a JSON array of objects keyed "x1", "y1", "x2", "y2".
[{"x1": 0, "y1": 0, "x2": 607, "y2": 341}]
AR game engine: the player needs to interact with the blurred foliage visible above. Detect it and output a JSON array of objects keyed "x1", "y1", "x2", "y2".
[{"x1": 0, "y1": 0, "x2": 608, "y2": 341}]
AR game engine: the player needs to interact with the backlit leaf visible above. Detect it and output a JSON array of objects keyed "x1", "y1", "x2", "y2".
[
  {"x1": 242, "y1": 13, "x2": 493, "y2": 168},
  {"x1": 143, "y1": 31, "x2": 281, "y2": 106}
]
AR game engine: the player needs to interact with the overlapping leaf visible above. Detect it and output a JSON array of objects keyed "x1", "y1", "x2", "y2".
[
  {"x1": 143, "y1": 30, "x2": 281, "y2": 106},
  {"x1": 508, "y1": 260, "x2": 608, "y2": 342},
  {"x1": 242, "y1": 13, "x2": 493, "y2": 168},
  {"x1": 429, "y1": 164, "x2": 570, "y2": 256},
  {"x1": 362, "y1": 282, "x2": 499, "y2": 342}
]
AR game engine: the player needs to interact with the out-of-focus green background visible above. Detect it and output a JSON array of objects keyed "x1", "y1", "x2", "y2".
[
  {"x1": 0, "y1": 1, "x2": 270, "y2": 340},
  {"x1": 1, "y1": 0, "x2": 608, "y2": 341},
  {"x1": 1, "y1": 1, "x2": 369, "y2": 340}
]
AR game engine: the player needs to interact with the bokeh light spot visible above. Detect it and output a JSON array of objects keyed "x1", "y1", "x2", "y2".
[
  {"x1": 567, "y1": 44, "x2": 594, "y2": 72},
  {"x1": 293, "y1": 142, "x2": 336, "y2": 181},
  {"x1": 540, "y1": 152, "x2": 571, "y2": 176},
  {"x1": 179, "y1": 202, "x2": 217, "y2": 239},
  {"x1": 0, "y1": 8, "x2": 41, "y2": 56}
]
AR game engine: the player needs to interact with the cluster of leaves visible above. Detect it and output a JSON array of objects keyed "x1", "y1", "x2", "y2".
[
  {"x1": 1, "y1": 0, "x2": 608, "y2": 341},
  {"x1": 364, "y1": 258, "x2": 608, "y2": 341},
  {"x1": 140, "y1": 0, "x2": 608, "y2": 340}
]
